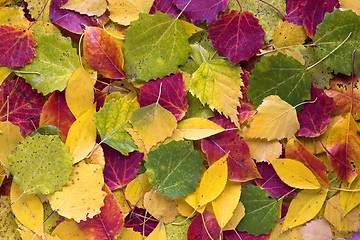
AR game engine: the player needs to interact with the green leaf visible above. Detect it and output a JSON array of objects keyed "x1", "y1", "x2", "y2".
[
  {"x1": 0, "y1": 196, "x2": 21, "y2": 240},
  {"x1": 247, "y1": 53, "x2": 311, "y2": 108},
  {"x1": 313, "y1": 9, "x2": 360, "y2": 76},
  {"x1": 18, "y1": 32, "x2": 80, "y2": 95},
  {"x1": 145, "y1": 141, "x2": 203, "y2": 199},
  {"x1": 124, "y1": 12, "x2": 191, "y2": 81},
  {"x1": 187, "y1": 93, "x2": 214, "y2": 119},
  {"x1": 190, "y1": 59, "x2": 243, "y2": 126},
  {"x1": 94, "y1": 95, "x2": 139, "y2": 155},
  {"x1": 8, "y1": 134, "x2": 74, "y2": 195},
  {"x1": 43, "y1": 202, "x2": 60, "y2": 234},
  {"x1": 165, "y1": 215, "x2": 192, "y2": 240},
  {"x1": 228, "y1": 0, "x2": 286, "y2": 43},
  {"x1": 237, "y1": 184, "x2": 279, "y2": 236}
]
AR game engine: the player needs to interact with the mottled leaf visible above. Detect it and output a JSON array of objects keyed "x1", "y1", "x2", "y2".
[
  {"x1": 8, "y1": 134, "x2": 73, "y2": 194},
  {"x1": 61, "y1": 0, "x2": 107, "y2": 16},
  {"x1": 207, "y1": 10, "x2": 265, "y2": 63},
  {"x1": 124, "y1": 12, "x2": 191, "y2": 81},
  {"x1": 0, "y1": 25, "x2": 36, "y2": 68},
  {"x1": 165, "y1": 216, "x2": 192, "y2": 240},
  {"x1": 0, "y1": 196, "x2": 21, "y2": 240},
  {"x1": 145, "y1": 141, "x2": 203, "y2": 198},
  {"x1": 187, "y1": 212, "x2": 221, "y2": 240},
  {"x1": 138, "y1": 73, "x2": 188, "y2": 121}
]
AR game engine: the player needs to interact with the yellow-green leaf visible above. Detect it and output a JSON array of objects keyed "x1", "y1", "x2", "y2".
[
  {"x1": 0, "y1": 67, "x2": 11, "y2": 85},
  {"x1": 130, "y1": 103, "x2": 177, "y2": 152},
  {"x1": 269, "y1": 158, "x2": 321, "y2": 189},
  {"x1": 283, "y1": 189, "x2": 328, "y2": 231},
  {"x1": 243, "y1": 95, "x2": 299, "y2": 140},
  {"x1": 47, "y1": 162, "x2": 106, "y2": 222},
  {"x1": 61, "y1": 0, "x2": 107, "y2": 16},
  {"x1": 65, "y1": 108, "x2": 96, "y2": 164},
  {"x1": 10, "y1": 182, "x2": 44, "y2": 238},
  {"x1": 197, "y1": 153, "x2": 228, "y2": 208},
  {"x1": 212, "y1": 181, "x2": 242, "y2": 228},
  {"x1": 108, "y1": 0, "x2": 154, "y2": 25},
  {"x1": 340, "y1": 175, "x2": 360, "y2": 216},
  {"x1": 65, "y1": 66, "x2": 94, "y2": 119},
  {"x1": 223, "y1": 201, "x2": 245, "y2": 231},
  {"x1": 273, "y1": 21, "x2": 307, "y2": 49},
  {"x1": 190, "y1": 59, "x2": 243, "y2": 127},
  {"x1": 0, "y1": 121, "x2": 23, "y2": 172},
  {"x1": 178, "y1": 117, "x2": 224, "y2": 140}
]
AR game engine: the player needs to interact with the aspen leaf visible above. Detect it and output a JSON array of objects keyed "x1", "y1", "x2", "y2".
[
  {"x1": 246, "y1": 139, "x2": 282, "y2": 162},
  {"x1": 124, "y1": 173, "x2": 150, "y2": 207},
  {"x1": 197, "y1": 153, "x2": 228, "y2": 207},
  {"x1": 283, "y1": 189, "x2": 328, "y2": 231},
  {"x1": 61, "y1": 0, "x2": 107, "y2": 16},
  {"x1": 165, "y1": 215, "x2": 192, "y2": 240},
  {"x1": 339, "y1": 0, "x2": 360, "y2": 14},
  {"x1": 47, "y1": 162, "x2": 107, "y2": 222},
  {"x1": 130, "y1": 103, "x2": 177, "y2": 152},
  {"x1": 268, "y1": 221, "x2": 303, "y2": 240},
  {"x1": 51, "y1": 219, "x2": 87, "y2": 240},
  {"x1": 143, "y1": 189, "x2": 179, "y2": 223},
  {"x1": 10, "y1": 182, "x2": 44, "y2": 238},
  {"x1": 66, "y1": 108, "x2": 96, "y2": 164},
  {"x1": 0, "y1": 196, "x2": 21, "y2": 239},
  {"x1": 212, "y1": 181, "x2": 242, "y2": 228},
  {"x1": 0, "y1": 121, "x2": 23, "y2": 172},
  {"x1": 340, "y1": 175, "x2": 360, "y2": 216},
  {"x1": 116, "y1": 228, "x2": 143, "y2": 240},
  {"x1": 146, "y1": 222, "x2": 167, "y2": 240},
  {"x1": 223, "y1": 202, "x2": 245, "y2": 231},
  {"x1": 269, "y1": 158, "x2": 321, "y2": 189},
  {"x1": 273, "y1": 21, "x2": 307, "y2": 49},
  {"x1": 0, "y1": 67, "x2": 11, "y2": 85},
  {"x1": 178, "y1": 118, "x2": 224, "y2": 140},
  {"x1": 297, "y1": 219, "x2": 332, "y2": 240},
  {"x1": 175, "y1": 197, "x2": 197, "y2": 218},
  {"x1": 108, "y1": 0, "x2": 155, "y2": 26},
  {"x1": 190, "y1": 59, "x2": 243, "y2": 127},
  {"x1": 324, "y1": 194, "x2": 360, "y2": 232},
  {"x1": 65, "y1": 66, "x2": 94, "y2": 119},
  {"x1": 184, "y1": 187, "x2": 206, "y2": 214},
  {"x1": 0, "y1": 6, "x2": 30, "y2": 26},
  {"x1": 19, "y1": 231, "x2": 60, "y2": 240},
  {"x1": 113, "y1": 189, "x2": 131, "y2": 217},
  {"x1": 243, "y1": 95, "x2": 300, "y2": 140}
]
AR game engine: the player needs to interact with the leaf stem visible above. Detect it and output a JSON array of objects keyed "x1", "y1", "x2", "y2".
[
  {"x1": 235, "y1": 0, "x2": 242, "y2": 12},
  {"x1": 258, "y1": 0, "x2": 285, "y2": 20}
]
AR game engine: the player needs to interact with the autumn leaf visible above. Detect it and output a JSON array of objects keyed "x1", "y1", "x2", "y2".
[
  {"x1": 0, "y1": 121, "x2": 23, "y2": 171},
  {"x1": 150, "y1": 0, "x2": 180, "y2": 17},
  {"x1": 187, "y1": 211, "x2": 221, "y2": 240},
  {"x1": 61, "y1": 0, "x2": 107, "y2": 16},
  {"x1": 0, "y1": 196, "x2": 21, "y2": 239},
  {"x1": 178, "y1": 117, "x2": 224, "y2": 140}
]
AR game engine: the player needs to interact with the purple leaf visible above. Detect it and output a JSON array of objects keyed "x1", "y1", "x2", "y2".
[
  {"x1": 208, "y1": 11, "x2": 265, "y2": 64},
  {"x1": 124, "y1": 207, "x2": 158, "y2": 236},
  {"x1": 150, "y1": 0, "x2": 180, "y2": 17},
  {"x1": 103, "y1": 144, "x2": 143, "y2": 191},
  {"x1": 223, "y1": 229, "x2": 270, "y2": 240},
  {"x1": 285, "y1": 0, "x2": 303, "y2": 25},
  {"x1": 173, "y1": 0, "x2": 229, "y2": 26},
  {"x1": 187, "y1": 212, "x2": 221, "y2": 240}
]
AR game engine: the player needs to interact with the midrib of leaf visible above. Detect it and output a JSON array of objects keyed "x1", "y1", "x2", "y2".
[
  {"x1": 244, "y1": 200, "x2": 277, "y2": 221},
  {"x1": 40, "y1": 40, "x2": 77, "y2": 71}
]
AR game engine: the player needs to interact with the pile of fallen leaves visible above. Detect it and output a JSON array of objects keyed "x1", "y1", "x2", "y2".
[{"x1": 0, "y1": 0, "x2": 360, "y2": 239}]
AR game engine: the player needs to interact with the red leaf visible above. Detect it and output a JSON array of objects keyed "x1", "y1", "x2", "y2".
[
  {"x1": 103, "y1": 144, "x2": 143, "y2": 191},
  {"x1": 298, "y1": 84, "x2": 335, "y2": 137},
  {"x1": 173, "y1": 0, "x2": 229, "y2": 26},
  {"x1": 255, "y1": 162, "x2": 296, "y2": 198},
  {"x1": 50, "y1": 0, "x2": 103, "y2": 34},
  {"x1": 124, "y1": 207, "x2": 159, "y2": 236},
  {"x1": 84, "y1": 27, "x2": 125, "y2": 79},
  {"x1": 0, "y1": 25, "x2": 36, "y2": 68},
  {"x1": 187, "y1": 212, "x2": 221, "y2": 240},
  {"x1": 285, "y1": 137, "x2": 329, "y2": 187},
  {"x1": 201, "y1": 130, "x2": 260, "y2": 182},
  {"x1": 285, "y1": 0, "x2": 304, "y2": 25},
  {"x1": 0, "y1": 79, "x2": 45, "y2": 135},
  {"x1": 238, "y1": 69, "x2": 255, "y2": 123},
  {"x1": 150, "y1": 0, "x2": 180, "y2": 18},
  {"x1": 325, "y1": 74, "x2": 360, "y2": 120},
  {"x1": 39, "y1": 91, "x2": 76, "y2": 141},
  {"x1": 207, "y1": 11, "x2": 265, "y2": 64},
  {"x1": 78, "y1": 185, "x2": 124, "y2": 240},
  {"x1": 138, "y1": 73, "x2": 188, "y2": 121},
  {"x1": 301, "y1": 0, "x2": 339, "y2": 38},
  {"x1": 223, "y1": 229, "x2": 270, "y2": 240}
]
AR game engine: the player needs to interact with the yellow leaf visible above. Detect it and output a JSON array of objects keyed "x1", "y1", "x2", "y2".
[
  {"x1": 184, "y1": 190, "x2": 206, "y2": 213},
  {"x1": 125, "y1": 173, "x2": 150, "y2": 207},
  {"x1": 10, "y1": 182, "x2": 44, "y2": 238},
  {"x1": 108, "y1": 0, "x2": 155, "y2": 25},
  {"x1": 85, "y1": 144, "x2": 105, "y2": 167},
  {"x1": 51, "y1": 219, "x2": 87, "y2": 240},
  {"x1": 180, "y1": 20, "x2": 203, "y2": 36},
  {"x1": 223, "y1": 201, "x2": 245, "y2": 231},
  {"x1": 146, "y1": 221, "x2": 167, "y2": 240},
  {"x1": 174, "y1": 197, "x2": 197, "y2": 218},
  {"x1": 0, "y1": 121, "x2": 23, "y2": 172},
  {"x1": 116, "y1": 227, "x2": 143, "y2": 240},
  {"x1": 283, "y1": 189, "x2": 328, "y2": 231},
  {"x1": 0, "y1": 67, "x2": 11, "y2": 84},
  {"x1": 340, "y1": 175, "x2": 360, "y2": 216},
  {"x1": 178, "y1": 118, "x2": 224, "y2": 140},
  {"x1": 27, "y1": 0, "x2": 60, "y2": 34},
  {"x1": 130, "y1": 103, "x2": 177, "y2": 152},
  {"x1": 66, "y1": 66, "x2": 94, "y2": 119},
  {"x1": 47, "y1": 162, "x2": 107, "y2": 222},
  {"x1": 324, "y1": 194, "x2": 360, "y2": 232},
  {"x1": 268, "y1": 221, "x2": 303, "y2": 240},
  {"x1": 144, "y1": 188, "x2": 179, "y2": 223},
  {"x1": 0, "y1": 165, "x2": 5, "y2": 186},
  {"x1": 273, "y1": 21, "x2": 307, "y2": 49},
  {"x1": 243, "y1": 95, "x2": 299, "y2": 140},
  {"x1": 197, "y1": 153, "x2": 228, "y2": 208},
  {"x1": 19, "y1": 230, "x2": 60, "y2": 240},
  {"x1": 269, "y1": 158, "x2": 321, "y2": 189},
  {"x1": 113, "y1": 188, "x2": 131, "y2": 217},
  {"x1": 297, "y1": 219, "x2": 332, "y2": 240},
  {"x1": 61, "y1": 0, "x2": 107, "y2": 16},
  {"x1": 339, "y1": 0, "x2": 360, "y2": 15},
  {"x1": 66, "y1": 108, "x2": 97, "y2": 164},
  {"x1": 0, "y1": 6, "x2": 30, "y2": 26},
  {"x1": 246, "y1": 138, "x2": 282, "y2": 162},
  {"x1": 212, "y1": 181, "x2": 242, "y2": 228}
]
